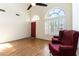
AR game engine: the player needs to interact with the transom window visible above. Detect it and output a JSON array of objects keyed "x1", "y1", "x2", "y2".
[
  {"x1": 48, "y1": 8, "x2": 65, "y2": 18},
  {"x1": 31, "y1": 15, "x2": 40, "y2": 22}
]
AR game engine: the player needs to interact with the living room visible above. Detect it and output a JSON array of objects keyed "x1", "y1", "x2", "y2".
[{"x1": 0, "y1": 0, "x2": 79, "y2": 58}]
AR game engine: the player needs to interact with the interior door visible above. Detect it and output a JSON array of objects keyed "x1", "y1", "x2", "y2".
[{"x1": 31, "y1": 22, "x2": 36, "y2": 38}]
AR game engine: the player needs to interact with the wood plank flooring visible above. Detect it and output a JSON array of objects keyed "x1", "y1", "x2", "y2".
[{"x1": 0, "y1": 38, "x2": 50, "y2": 56}]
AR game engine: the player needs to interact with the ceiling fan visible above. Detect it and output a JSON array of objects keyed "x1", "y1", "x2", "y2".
[{"x1": 27, "y1": 3, "x2": 48, "y2": 10}]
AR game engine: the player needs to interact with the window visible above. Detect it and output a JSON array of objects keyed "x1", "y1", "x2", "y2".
[
  {"x1": 31, "y1": 15, "x2": 40, "y2": 22},
  {"x1": 45, "y1": 8, "x2": 65, "y2": 36}
]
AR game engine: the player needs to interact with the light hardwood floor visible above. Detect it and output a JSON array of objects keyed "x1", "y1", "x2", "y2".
[{"x1": 0, "y1": 38, "x2": 50, "y2": 56}]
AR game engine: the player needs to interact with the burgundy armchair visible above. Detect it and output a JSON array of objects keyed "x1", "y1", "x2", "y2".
[
  {"x1": 49, "y1": 30, "x2": 79, "y2": 56},
  {"x1": 52, "y1": 30, "x2": 64, "y2": 44}
]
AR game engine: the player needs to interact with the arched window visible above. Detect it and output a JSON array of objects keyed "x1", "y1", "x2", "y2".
[{"x1": 45, "y1": 8, "x2": 65, "y2": 36}]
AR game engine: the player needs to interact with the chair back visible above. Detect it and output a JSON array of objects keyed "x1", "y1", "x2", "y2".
[
  {"x1": 61, "y1": 30, "x2": 79, "y2": 54},
  {"x1": 73, "y1": 31, "x2": 79, "y2": 53},
  {"x1": 59, "y1": 30, "x2": 64, "y2": 40},
  {"x1": 61, "y1": 30, "x2": 77, "y2": 45}
]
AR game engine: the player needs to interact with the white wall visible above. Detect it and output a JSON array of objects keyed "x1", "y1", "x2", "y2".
[
  {"x1": 72, "y1": 3, "x2": 79, "y2": 31},
  {"x1": 30, "y1": 3, "x2": 72, "y2": 40},
  {"x1": 0, "y1": 3, "x2": 31, "y2": 43},
  {"x1": 72, "y1": 3, "x2": 79, "y2": 48}
]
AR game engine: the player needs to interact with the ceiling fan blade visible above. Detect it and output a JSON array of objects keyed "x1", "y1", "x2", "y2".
[
  {"x1": 36, "y1": 3, "x2": 47, "y2": 7},
  {"x1": 27, "y1": 3, "x2": 47, "y2": 10},
  {"x1": 27, "y1": 4, "x2": 32, "y2": 10}
]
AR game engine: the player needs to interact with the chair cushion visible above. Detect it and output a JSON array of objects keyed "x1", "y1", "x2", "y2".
[
  {"x1": 51, "y1": 44, "x2": 60, "y2": 52},
  {"x1": 49, "y1": 42, "x2": 60, "y2": 55},
  {"x1": 49, "y1": 42, "x2": 60, "y2": 52}
]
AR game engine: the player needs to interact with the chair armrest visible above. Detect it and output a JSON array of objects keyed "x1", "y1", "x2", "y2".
[
  {"x1": 52, "y1": 38, "x2": 61, "y2": 44},
  {"x1": 51, "y1": 36, "x2": 59, "y2": 41},
  {"x1": 53, "y1": 36, "x2": 59, "y2": 38}
]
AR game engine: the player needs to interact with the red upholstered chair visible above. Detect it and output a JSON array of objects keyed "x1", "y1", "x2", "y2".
[
  {"x1": 52, "y1": 30, "x2": 64, "y2": 44},
  {"x1": 49, "y1": 30, "x2": 79, "y2": 56}
]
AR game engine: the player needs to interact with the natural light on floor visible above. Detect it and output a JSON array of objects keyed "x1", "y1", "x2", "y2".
[{"x1": 0, "y1": 43, "x2": 13, "y2": 52}]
